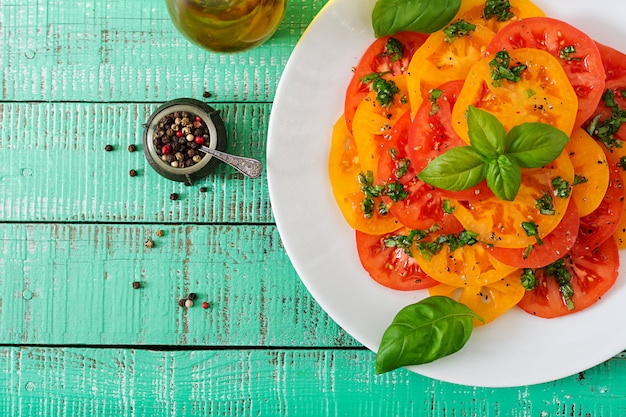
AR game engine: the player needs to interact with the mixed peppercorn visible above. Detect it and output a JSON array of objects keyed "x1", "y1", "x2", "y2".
[{"x1": 153, "y1": 111, "x2": 210, "y2": 168}]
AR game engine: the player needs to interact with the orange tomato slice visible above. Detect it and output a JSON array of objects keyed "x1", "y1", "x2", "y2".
[
  {"x1": 406, "y1": 24, "x2": 495, "y2": 113},
  {"x1": 413, "y1": 242, "x2": 518, "y2": 287},
  {"x1": 352, "y1": 75, "x2": 410, "y2": 175},
  {"x1": 453, "y1": 0, "x2": 545, "y2": 33},
  {"x1": 428, "y1": 270, "x2": 525, "y2": 325},
  {"x1": 567, "y1": 128, "x2": 610, "y2": 217},
  {"x1": 452, "y1": 48, "x2": 579, "y2": 143},
  {"x1": 451, "y1": 152, "x2": 575, "y2": 248},
  {"x1": 328, "y1": 116, "x2": 401, "y2": 234}
]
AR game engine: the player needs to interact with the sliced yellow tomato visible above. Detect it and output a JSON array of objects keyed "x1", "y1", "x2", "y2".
[
  {"x1": 352, "y1": 75, "x2": 410, "y2": 175},
  {"x1": 567, "y1": 128, "x2": 610, "y2": 217},
  {"x1": 413, "y1": 242, "x2": 518, "y2": 287},
  {"x1": 453, "y1": 0, "x2": 545, "y2": 33},
  {"x1": 451, "y1": 152, "x2": 575, "y2": 248},
  {"x1": 406, "y1": 24, "x2": 495, "y2": 113},
  {"x1": 452, "y1": 48, "x2": 579, "y2": 143},
  {"x1": 328, "y1": 116, "x2": 401, "y2": 234},
  {"x1": 428, "y1": 270, "x2": 525, "y2": 325}
]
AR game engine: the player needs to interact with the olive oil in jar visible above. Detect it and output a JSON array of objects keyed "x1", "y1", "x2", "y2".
[{"x1": 165, "y1": 0, "x2": 287, "y2": 53}]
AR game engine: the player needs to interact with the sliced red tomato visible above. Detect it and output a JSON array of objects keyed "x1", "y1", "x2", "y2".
[
  {"x1": 488, "y1": 199, "x2": 579, "y2": 268},
  {"x1": 377, "y1": 112, "x2": 449, "y2": 230},
  {"x1": 356, "y1": 230, "x2": 438, "y2": 291},
  {"x1": 485, "y1": 17, "x2": 606, "y2": 127},
  {"x1": 596, "y1": 42, "x2": 626, "y2": 83},
  {"x1": 577, "y1": 168, "x2": 625, "y2": 251},
  {"x1": 517, "y1": 237, "x2": 620, "y2": 318},
  {"x1": 407, "y1": 79, "x2": 493, "y2": 201},
  {"x1": 429, "y1": 271, "x2": 526, "y2": 325},
  {"x1": 584, "y1": 43, "x2": 626, "y2": 248},
  {"x1": 583, "y1": 43, "x2": 626, "y2": 146},
  {"x1": 345, "y1": 32, "x2": 428, "y2": 132}
]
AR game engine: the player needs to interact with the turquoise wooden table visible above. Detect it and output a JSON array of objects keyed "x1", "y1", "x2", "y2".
[{"x1": 2, "y1": 0, "x2": 626, "y2": 415}]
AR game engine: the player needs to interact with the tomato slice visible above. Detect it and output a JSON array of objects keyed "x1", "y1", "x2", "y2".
[
  {"x1": 451, "y1": 152, "x2": 574, "y2": 248},
  {"x1": 584, "y1": 43, "x2": 626, "y2": 248},
  {"x1": 356, "y1": 230, "x2": 438, "y2": 291},
  {"x1": 377, "y1": 112, "x2": 448, "y2": 230},
  {"x1": 566, "y1": 128, "x2": 610, "y2": 217},
  {"x1": 577, "y1": 167, "x2": 625, "y2": 251},
  {"x1": 407, "y1": 79, "x2": 494, "y2": 201},
  {"x1": 352, "y1": 75, "x2": 411, "y2": 175},
  {"x1": 429, "y1": 271, "x2": 526, "y2": 325},
  {"x1": 452, "y1": 48, "x2": 579, "y2": 143},
  {"x1": 517, "y1": 237, "x2": 620, "y2": 318},
  {"x1": 328, "y1": 116, "x2": 401, "y2": 234},
  {"x1": 488, "y1": 199, "x2": 579, "y2": 268},
  {"x1": 596, "y1": 42, "x2": 626, "y2": 83},
  {"x1": 345, "y1": 32, "x2": 428, "y2": 132},
  {"x1": 413, "y1": 242, "x2": 519, "y2": 287},
  {"x1": 453, "y1": 0, "x2": 545, "y2": 33},
  {"x1": 406, "y1": 24, "x2": 495, "y2": 113},
  {"x1": 485, "y1": 17, "x2": 606, "y2": 128}
]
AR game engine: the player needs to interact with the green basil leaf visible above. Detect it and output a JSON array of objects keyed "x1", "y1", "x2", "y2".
[
  {"x1": 417, "y1": 146, "x2": 485, "y2": 191},
  {"x1": 485, "y1": 155, "x2": 521, "y2": 201},
  {"x1": 372, "y1": 0, "x2": 461, "y2": 38},
  {"x1": 467, "y1": 105, "x2": 506, "y2": 159},
  {"x1": 505, "y1": 123, "x2": 570, "y2": 168},
  {"x1": 375, "y1": 296, "x2": 481, "y2": 374}
]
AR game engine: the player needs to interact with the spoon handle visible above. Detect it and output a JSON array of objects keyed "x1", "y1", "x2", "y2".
[{"x1": 199, "y1": 145, "x2": 263, "y2": 178}]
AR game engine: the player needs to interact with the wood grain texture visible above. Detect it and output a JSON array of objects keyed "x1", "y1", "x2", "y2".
[
  {"x1": 0, "y1": 102, "x2": 272, "y2": 223},
  {"x1": 0, "y1": 0, "x2": 328, "y2": 103},
  {"x1": 2, "y1": 347, "x2": 626, "y2": 417},
  {"x1": 0, "y1": 222, "x2": 355, "y2": 346}
]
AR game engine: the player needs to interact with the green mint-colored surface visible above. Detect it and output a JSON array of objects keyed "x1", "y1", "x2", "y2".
[{"x1": 1, "y1": 0, "x2": 626, "y2": 414}]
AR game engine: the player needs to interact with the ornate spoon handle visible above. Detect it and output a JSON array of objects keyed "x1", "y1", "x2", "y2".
[{"x1": 199, "y1": 146, "x2": 263, "y2": 178}]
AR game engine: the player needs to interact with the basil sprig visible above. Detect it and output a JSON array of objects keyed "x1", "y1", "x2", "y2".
[
  {"x1": 418, "y1": 106, "x2": 570, "y2": 201},
  {"x1": 375, "y1": 296, "x2": 482, "y2": 374},
  {"x1": 372, "y1": 0, "x2": 461, "y2": 38}
]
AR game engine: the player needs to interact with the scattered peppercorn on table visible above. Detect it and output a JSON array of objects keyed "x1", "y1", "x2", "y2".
[{"x1": 2, "y1": 0, "x2": 626, "y2": 415}]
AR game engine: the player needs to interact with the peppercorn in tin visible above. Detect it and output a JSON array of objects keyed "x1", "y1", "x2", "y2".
[{"x1": 143, "y1": 98, "x2": 227, "y2": 185}]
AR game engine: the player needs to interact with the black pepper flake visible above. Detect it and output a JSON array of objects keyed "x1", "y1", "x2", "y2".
[
  {"x1": 132, "y1": 281, "x2": 141, "y2": 289},
  {"x1": 170, "y1": 193, "x2": 179, "y2": 201},
  {"x1": 200, "y1": 187, "x2": 207, "y2": 193},
  {"x1": 203, "y1": 91, "x2": 212, "y2": 98}
]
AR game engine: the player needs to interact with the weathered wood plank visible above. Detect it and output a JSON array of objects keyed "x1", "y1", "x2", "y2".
[
  {"x1": 0, "y1": 223, "x2": 355, "y2": 347},
  {"x1": 0, "y1": 0, "x2": 329, "y2": 102},
  {"x1": 0, "y1": 102, "x2": 272, "y2": 223},
  {"x1": 2, "y1": 347, "x2": 626, "y2": 416}
]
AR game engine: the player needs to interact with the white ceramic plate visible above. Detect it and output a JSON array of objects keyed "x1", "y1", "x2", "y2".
[{"x1": 267, "y1": 0, "x2": 626, "y2": 387}]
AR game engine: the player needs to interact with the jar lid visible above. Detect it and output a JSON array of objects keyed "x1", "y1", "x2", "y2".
[{"x1": 143, "y1": 98, "x2": 227, "y2": 185}]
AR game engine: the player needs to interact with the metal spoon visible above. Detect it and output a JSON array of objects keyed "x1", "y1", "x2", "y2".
[{"x1": 199, "y1": 145, "x2": 263, "y2": 178}]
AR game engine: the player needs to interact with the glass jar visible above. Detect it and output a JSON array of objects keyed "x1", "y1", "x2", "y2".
[{"x1": 165, "y1": 0, "x2": 287, "y2": 53}]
